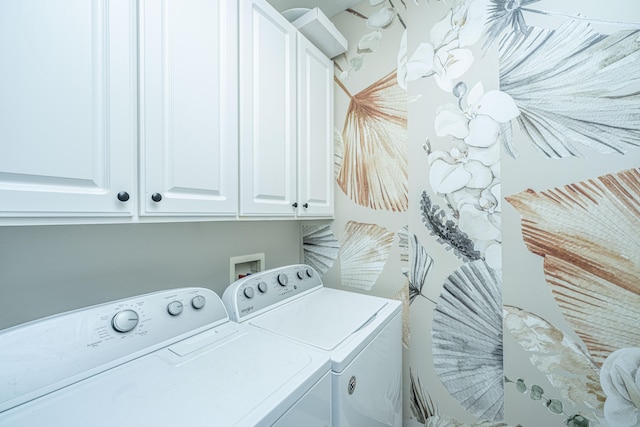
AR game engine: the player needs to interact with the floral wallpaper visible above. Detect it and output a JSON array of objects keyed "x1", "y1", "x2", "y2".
[{"x1": 302, "y1": 0, "x2": 640, "y2": 426}]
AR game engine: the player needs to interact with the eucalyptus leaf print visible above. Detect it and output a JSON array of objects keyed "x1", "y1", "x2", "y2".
[
  {"x1": 336, "y1": 72, "x2": 409, "y2": 211},
  {"x1": 432, "y1": 260, "x2": 504, "y2": 421},
  {"x1": 339, "y1": 221, "x2": 394, "y2": 290},
  {"x1": 499, "y1": 20, "x2": 640, "y2": 158},
  {"x1": 504, "y1": 306, "x2": 605, "y2": 420},
  {"x1": 506, "y1": 168, "x2": 640, "y2": 366},
  {"x1": 302, "y1": 224, "x2": 339, "y2": 275}
]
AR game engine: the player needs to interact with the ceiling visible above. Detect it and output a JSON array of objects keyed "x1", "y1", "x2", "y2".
[{"x1": 267, "y1": 0, "x2": 362, "y2": 18}]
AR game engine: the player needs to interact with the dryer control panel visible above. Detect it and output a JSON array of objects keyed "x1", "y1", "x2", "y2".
[{"x1": 222, "y1": 264, "x2": 323, "y2": 322}]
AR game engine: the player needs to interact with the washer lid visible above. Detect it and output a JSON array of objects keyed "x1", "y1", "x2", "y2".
[
  {"x1": 0, "y1": 323, "x2": 330, "y2": 427},
  {"x1": 249, "y1": 288, "x2": 388, "y2": 352}
]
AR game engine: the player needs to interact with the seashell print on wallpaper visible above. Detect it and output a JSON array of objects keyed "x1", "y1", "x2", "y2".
[
  {"x1": 505, "y1": 168, "x2": 640, "y2": 367},
  {"x1": 432, "y1": 260, "x2": 504, "y2": 421},
  {"x1": 339, "y1": 221, "x2": 394, "y2": 290},
  {"x1": 335, "y1": 71, "x2": 409, "y2": 212},
  {"x1": 302, "y1": 224, "x2": 340, "y2": 275}
]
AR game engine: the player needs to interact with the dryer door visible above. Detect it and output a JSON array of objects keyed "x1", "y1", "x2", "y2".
[{"x1": 332, "y1": 313, "x2": 402, "y2": 427}]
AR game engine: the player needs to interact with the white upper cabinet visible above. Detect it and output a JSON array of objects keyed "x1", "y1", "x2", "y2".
[
  {"x1": 296, "y1": 34, "x2": 334, "y2": 218},
  {"x1": 239, "y1": 0, "x2": 297, "y2": 216},
  {"x1": 1, "y1": 0, "x2": 333, "y2": 223},
  {"x1": 239, "y1": 0, "x2": 334, "y2": 218},
  {"x1": 0, "y1": 1, "x2": 137, "y2": 218},
  {"x1": 140, "y1": 0, "x2": 238, "y2": 216}
]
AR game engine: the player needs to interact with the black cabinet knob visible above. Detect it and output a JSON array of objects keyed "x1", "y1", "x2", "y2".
[
  {"x1": 151, "y1": 193, "x2": 163, "y2": 202},
  {"x1": 117, "y1": 191, "x2": 130, "y2": 202},
  {"x1": 292, "y1": 202, "x2": 298, "y2": 208},
  {"x1": 303, "y1": 203, "x2": 309, "y2": 209}
]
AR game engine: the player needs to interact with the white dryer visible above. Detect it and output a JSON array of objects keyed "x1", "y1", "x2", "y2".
[
  {"x1": 0, "y1": 287, "x2": 331, "y2": 426},
  {"x1": 223, "y1": 264, "x2": 402, "y2": 427}
]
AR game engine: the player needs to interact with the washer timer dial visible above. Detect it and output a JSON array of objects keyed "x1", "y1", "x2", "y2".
[
  {"x1": 111, "y1": 309, "x2": 140, "y2": 333},
  {"x1": 277, "y1": 273, "x2": 289, "y2": 286}
]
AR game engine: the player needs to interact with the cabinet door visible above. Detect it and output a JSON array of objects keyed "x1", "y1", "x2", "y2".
[
  {"x1": 0, "y1": 1, "x2": 136, "y2": 218},
  {"x1": 239, "y1": 0, "x2": 297, "y2": 216},
  {"x1": 297, "y1": 35, "x2": 334, "y2": 218},
  {"x1": 140, "y1": 0, "x2": 238, "y2": 216}
]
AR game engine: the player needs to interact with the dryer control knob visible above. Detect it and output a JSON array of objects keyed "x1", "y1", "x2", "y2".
[
  {"x1": 257, "y1": 282, "x2": 268, "y2": 293},
  {"x1": 277, "y1": 273, "x2": 288, "y2": 286},
  {"x1": 191, "y1": 295, "x2": 206, "y2": 309},
  {"x1": 243, "y1": 287, "x2": 255, "y2": 299},
  {"x1": 112, "y1": 309, "x2": 139, "y2": 333},
  {"x1": 167, "y1": 301, "x2": 184, "y2": 316}
]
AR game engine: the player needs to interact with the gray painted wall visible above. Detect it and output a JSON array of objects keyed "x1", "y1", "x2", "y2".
[{"x1": 0, "y1": 220, "x2": 302, "y2": 330}]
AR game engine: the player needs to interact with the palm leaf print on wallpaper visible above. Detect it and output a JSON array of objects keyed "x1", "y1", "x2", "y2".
[
  {"x1": 432, "y1": 259, "x2": 504, "y2": 421},
  {"x1": 335, "y1": 72, "x2": 409, "y2": 212},
  {"x1": 499, "y1": 21, "x2": 640, "y2": 158},
  {"x1": 327, "y1": 0, "x2": 639, "y2": 426},
  {"x1": 339, "y1": 221, "x2": 394, "y2": 290},
  {"x1": 506, "y1": 168, "x2": 640, "y2": 425},
  {"x1": 302, "y1": 224, "x2": 340, "y2": 275}
]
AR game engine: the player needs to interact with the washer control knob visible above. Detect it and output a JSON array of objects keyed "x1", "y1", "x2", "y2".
[
  {"x1": 243, "y1": 287, "x2": 255, "y2": 299},
  {"x1": 305, "y1": 268, "x2": 314, "y2": 278},
  {"x1": 297, "y1": 270, "x2": 305, "y2": 280},
  {"x1": 167, "y1": 301, "x2": 184, "y2": 316},
  {"x1": 112, "y1": 309, "x2": 139, "y2": 333},
  {"x1": 277, "y1": 273, "x2": 288, "y2": 286},
  {"x1": 257, "y1": 282, "x2": 268, "y2": 293},
  {"x1": 191, "y1": 295, "x2": 206, "y2": 309}
]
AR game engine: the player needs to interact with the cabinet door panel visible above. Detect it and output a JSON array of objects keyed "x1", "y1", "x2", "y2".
[
  {"x1": 239, "y1": 0, "x2": 296, "y2": 216},
  {"x1": 0, "y1": 0, "x2": 136, "y2": 217},
  {"x1": 297, "y1": 36, "x2": 334, "y2": 217},
  {"x1": 141, "y1": 0, "x2": 238, "y2": 216}
]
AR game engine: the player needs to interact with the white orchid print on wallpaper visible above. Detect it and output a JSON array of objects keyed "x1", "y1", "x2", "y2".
[
  {"x1": 423, "y1": 80, "x2": 518, "y2": 269},
  {"x1": 600, "y1": 347, "x2": 640, "y2": 426},
  {"x1": 398, "y1": 0, "x2": 488, "y2": 91}
]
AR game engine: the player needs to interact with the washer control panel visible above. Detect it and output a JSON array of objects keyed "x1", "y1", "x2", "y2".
[
  {"x1": 222, "y1": 264, "x2": 322, "y2": 322},
  {"x1": 0, "y1": 287, "x2": 226, "y2": 413}
]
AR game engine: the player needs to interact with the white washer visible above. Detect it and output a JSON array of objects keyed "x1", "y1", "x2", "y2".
[
  {"x1": 0, "y1": 287, "x2": 331, "y2": 426},
  {"x1": 223, "y1": 264, "x2": 403, "y2": 427}
]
